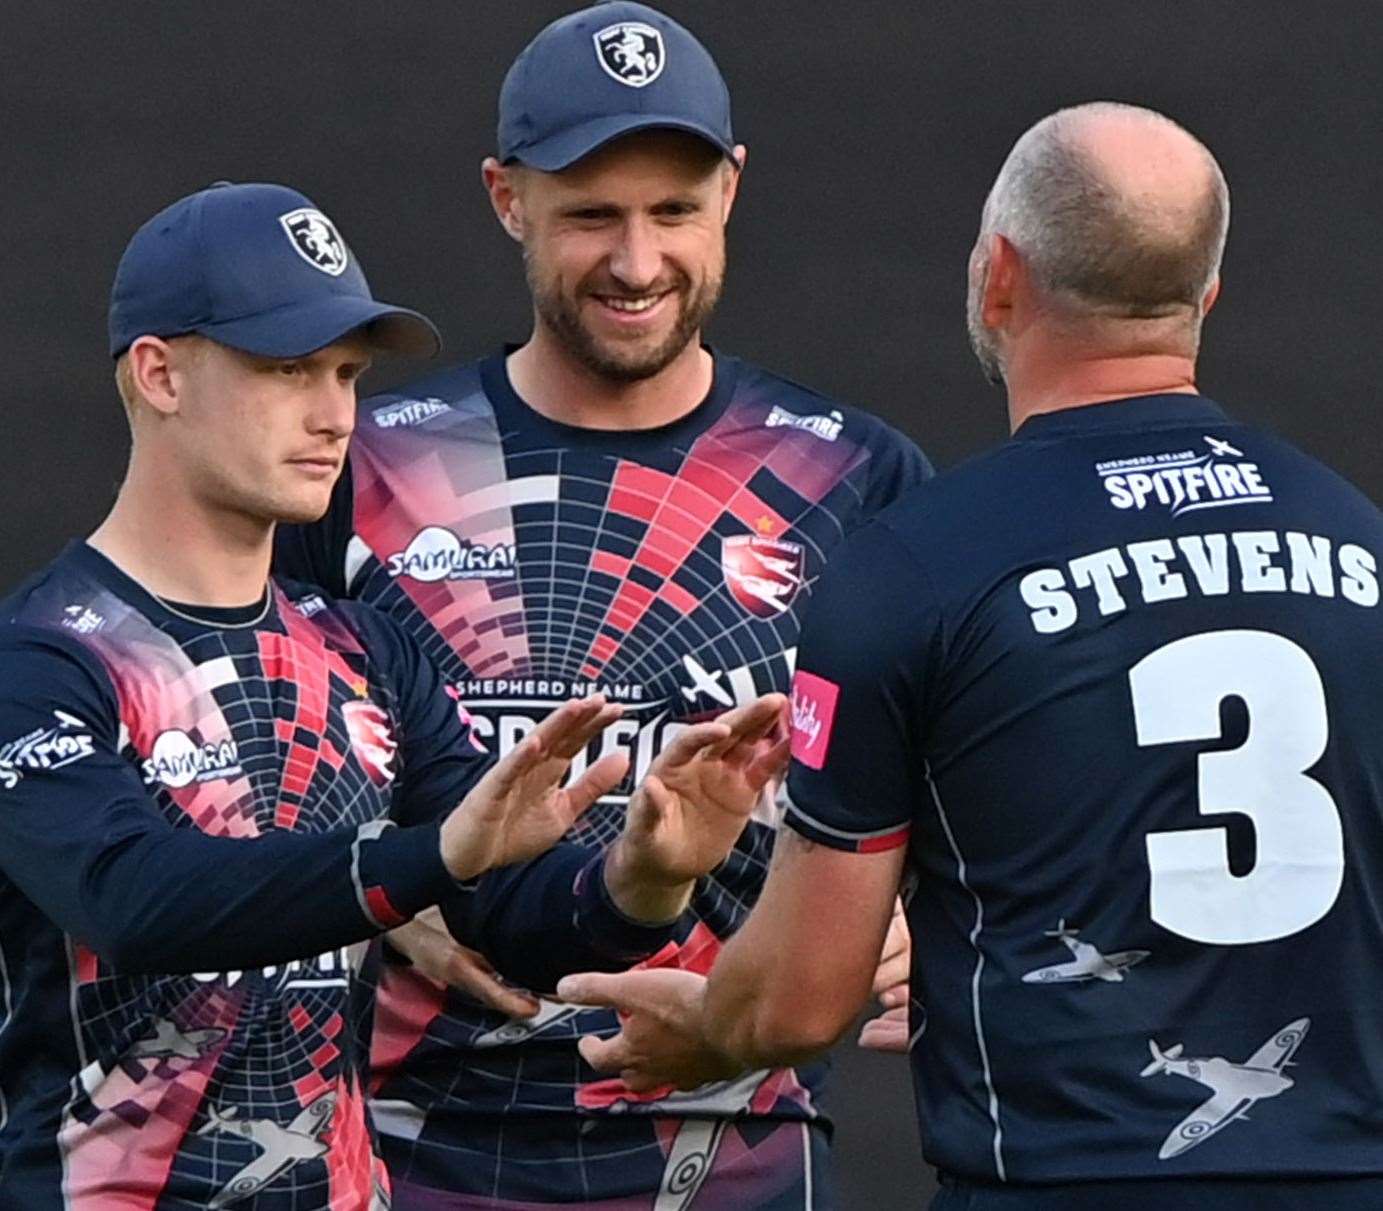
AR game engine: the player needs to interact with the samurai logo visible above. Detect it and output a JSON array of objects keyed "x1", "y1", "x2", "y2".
[
  {"x1": 278, "y1": 208, "x2": 349, "y2": 277},
  {"x1": 721, "y1": 535, "x2": 805, "y2": 619},
  {"x1": 593, "y1": 21, "x2": 665, "y2": 88}
]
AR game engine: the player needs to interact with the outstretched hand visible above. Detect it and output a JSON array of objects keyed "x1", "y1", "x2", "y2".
[
  {"x1": 440, "y1": 695, "x2": 627, "y2": 881},
  {"x1": 556, "y1": 968, "x2": 741, "y2": 1093},
  {"x1": 613, "y1": 694, "x2": 789, "y2": 899}
]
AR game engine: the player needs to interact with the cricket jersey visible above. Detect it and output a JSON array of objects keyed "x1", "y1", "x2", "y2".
[
  {"x1": 0, "y1": 541, "x2": 670, "y2": 1210},
  {"x1": 275, "y1": 348, "x2": 932, "y2": 1206},
  {"x1": 784, "y1": 393, "x2": 1383, "y2": 1189}
]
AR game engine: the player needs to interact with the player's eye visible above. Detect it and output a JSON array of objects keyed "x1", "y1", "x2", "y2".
[{"x1": 275, "y1": 361, "x2": 303, "y2": 377}]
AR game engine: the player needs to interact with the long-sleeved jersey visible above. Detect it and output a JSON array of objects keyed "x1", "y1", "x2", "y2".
[
  {"x1": 785, "y1": 394, "x2": 1383, "y2": 1192},
  {"x1": 276, "y1": 348, "x2": 932, "y2": 1207},
  {"x1": 0, "y1": 541, "x2": 669, "y2": 1210}
]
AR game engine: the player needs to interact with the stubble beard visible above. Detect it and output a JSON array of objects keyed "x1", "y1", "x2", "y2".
[{"x1": 527, "y1": 254, "x2": 724, "y2": 384}]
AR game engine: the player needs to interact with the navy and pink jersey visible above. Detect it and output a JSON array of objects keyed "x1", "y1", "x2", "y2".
[
  {"x1": 0, "y1": 542, "x2": 668, "y2": 1210},
  {"x1": 784, "y1": 395, "x2": 1383, "y2": 1195},
  {"x1": 276, "y1": 349, "x2": 932, "y2": 1207}
]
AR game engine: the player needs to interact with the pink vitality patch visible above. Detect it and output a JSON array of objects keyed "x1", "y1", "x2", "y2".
[{"x1": 789, "y1": 670, "x2": 840, "y2": 770}]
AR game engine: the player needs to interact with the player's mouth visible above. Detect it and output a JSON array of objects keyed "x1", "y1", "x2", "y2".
[
  {"x1": 287, "y1": 455, "x2": 340, "y2": 478},
  {"x1": 588, "y1": 289, "x2": 675, "y2": 326}
]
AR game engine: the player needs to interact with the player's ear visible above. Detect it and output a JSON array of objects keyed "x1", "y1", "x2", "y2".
[
  {"x1": 720, "y1": 145, "x2": 746, "y2": 223},
  {"x1": 981, "y1": 234, "x2": 1020, "y2": 329},
  {"x1": 1201, "y1": 276, "x2": 1221, "y2": 316},
  {"x1": 125, "y1": 336, "x2": 181, "y2": 418},
  {"x1": 482, "y1": 157, "x2": 526, "y2": 244}
]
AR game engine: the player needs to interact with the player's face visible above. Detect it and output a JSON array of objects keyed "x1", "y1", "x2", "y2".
[
  {"x1": 173, "y1": 338, "x2": 369, "y2": 524},
  {"x1": 514, "y1": 132, "x2": 739, "y2": 382}
]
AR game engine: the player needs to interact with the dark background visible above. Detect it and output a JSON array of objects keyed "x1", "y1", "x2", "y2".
[{"x1": 4, "y1": 2, "x2": 1381, "y2": 1206}]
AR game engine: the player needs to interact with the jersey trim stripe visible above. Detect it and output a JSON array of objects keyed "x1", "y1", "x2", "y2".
[
  {"x1": 926, "y1": 760, "x2": 1007, "y2": 1181},
  {"x1": 780, "y1": 786, "x2": 911, "y2": 851}
]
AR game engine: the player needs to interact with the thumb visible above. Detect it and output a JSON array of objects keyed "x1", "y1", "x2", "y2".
[{"x1": 557, "y1": 970, "x2": 643, "y2": 1010}]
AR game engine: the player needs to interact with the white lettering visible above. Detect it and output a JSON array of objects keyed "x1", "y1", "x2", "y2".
[
  {"x1": 1126, "y1": 539, "x2": 1188, "y2": 604},
  {"x1": 1233, "y1": 531, "x2": 1286, "y2": 593},
  {"x1": 1069, "y1": 548, "x2": 1130, "y2": 616},
  {"x1": 1020, "y1": 568, "x2": 1078, "y2": 634},
  {"x1": 1340, "y1": 543, "x2": 1379, "y2": 607}
]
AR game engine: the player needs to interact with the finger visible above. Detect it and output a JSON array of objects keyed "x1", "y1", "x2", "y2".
[
  {"x1": 858, "y1": 1008, "x2": 911, "y2": 1053},
  {"x1": 746, "y1": 734, "x2": 791, "y2": 787},
  {"x1": 456, "y1": 959, "x2": 541, "y2": 1017},
  {"x1": 577, "y1": 1031, "x2": 630, "y2": 1074},
  {"x1": 531, "y1": 695, "x2": 622, "y2": 761},
  {"x1": 655, "y1": 720, "x2": 734, "y2": 771},
  {"x1": 563, "y1": 751, "x2": 631, "y2": 819},
  {"x1": 873, "y1": 951, "x2": 909, "y2": 996},
  {"x1": 720, "y1": 694, "x2": 788, "y2": 747},
  {"x1": 556, "y1": 971, "x2": 634, "y2": 1009}
]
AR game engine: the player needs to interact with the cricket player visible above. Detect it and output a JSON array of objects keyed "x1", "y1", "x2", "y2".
[
  {"x1": 274, "y1": 4, "x2": 931, "y2": 1206},
  {"x1": 563, "y1": 104, "x2": 1383, "y2": 1210},
  {"x1": 0, "y1": 180, "x2": 786, "y2": 1209}
]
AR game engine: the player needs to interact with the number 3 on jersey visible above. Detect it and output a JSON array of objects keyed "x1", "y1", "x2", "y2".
[{"x1": 1130, "y1": 629, "x2": 1344, "y2": 945}]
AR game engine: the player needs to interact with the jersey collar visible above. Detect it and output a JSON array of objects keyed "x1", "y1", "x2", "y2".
[
  {"x1": 480, "y1": 344, "x2": 741, "y2": 456},
  {"x1": 1011, "y1": 393, "x2": 1231, "y2": 442}
]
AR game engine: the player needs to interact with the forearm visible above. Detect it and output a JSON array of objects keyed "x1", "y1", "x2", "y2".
[
  {"x1": 441, "y1": 845, "x2": 678, "y2": 992},
  {"x1": 74, "y1": 819, "x2": 454, "y2": 973}
]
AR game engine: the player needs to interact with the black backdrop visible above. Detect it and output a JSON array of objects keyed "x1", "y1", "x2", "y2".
[{"x1": 4, "y1": 3, "x2": 1381, "y2": 1206}]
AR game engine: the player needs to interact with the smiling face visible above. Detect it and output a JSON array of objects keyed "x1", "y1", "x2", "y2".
[
  {"x1": 125, "y1": 335, "x2": 372, "y2": 526},
  {"x1": 496, "y1": 131, "x2": 741, "y2": 383}
]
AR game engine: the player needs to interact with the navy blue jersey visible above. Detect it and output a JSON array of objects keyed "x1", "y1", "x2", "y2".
[
  {"x1": 276, "y1": 349, "x2": 931, "y2": 1206},
  {"x1": 783, "y1": 394, "x2": 1383, "y2": 1185},
  {"x1": 0, "y1": 542, "x2": 669, "y2": 1210}
]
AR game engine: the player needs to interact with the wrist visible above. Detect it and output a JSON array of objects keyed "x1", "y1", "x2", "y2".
[{"x1": 603, "y1": 837, "x2": 694, "y2": 924}]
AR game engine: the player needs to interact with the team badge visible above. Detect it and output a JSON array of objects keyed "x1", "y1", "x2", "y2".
[
  {"x1": 721, "y1": 535, "x2": 804, "y2": 618},
  {"x1": 278, "y1": 208, "x2": 349, "y2": 277},
  {"x1": 593, "y1": 21, "x2": 665, "y2": 88},
  {"x1": 343, "y1": 700, "x2": 397, "y2": 786}
]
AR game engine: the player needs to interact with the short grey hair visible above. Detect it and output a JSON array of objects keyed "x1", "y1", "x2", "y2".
[{"x1": 979, "y1": 102, "x2": 1229, "y2": 319}]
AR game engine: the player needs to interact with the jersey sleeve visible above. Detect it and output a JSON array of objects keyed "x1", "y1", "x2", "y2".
[
  {"x1": 861, "y1": 422, "x2": 934, "y2": 518},
  {"x1": 273, "y1": 457, "x2": 355, "y2": 597},
  {"x1": 0, "y1": 626, "x2": 458, "y2": 973},
  {"x1": 782, "y1": 519, "x2": 943, "y2": 852}
]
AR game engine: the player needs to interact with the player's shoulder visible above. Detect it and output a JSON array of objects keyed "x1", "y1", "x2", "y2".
[
  {"x1": 272, "y1": 576, "x2": 417, "y2": 666},
  {"x1": 354, "y1": 356, "x2": 493, "y2": 439},
  {"x1": 727, "y1": 355, "x2": 926, "y2": 460}
]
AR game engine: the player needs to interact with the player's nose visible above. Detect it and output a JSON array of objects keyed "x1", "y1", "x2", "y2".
[
  {"x1": 307, "y1": 376, "x2": 356, "y2": 440},
  {"x1": 606, "y1": 217, "x2": 663, "y2": 291}
]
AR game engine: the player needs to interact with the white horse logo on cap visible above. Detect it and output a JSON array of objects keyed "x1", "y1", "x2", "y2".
[
  {"x1": 278, "y1": 208, "x2": 349, "y2": 277},
  {"x1": 593, "y1": 21, "x2": 665, "y2": 88}
]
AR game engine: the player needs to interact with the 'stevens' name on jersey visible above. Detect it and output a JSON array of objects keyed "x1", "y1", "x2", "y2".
[
  {"x1": 1097, "y1": 436, "x2": 1272, "y2": 517},
  {"x1": 1021, "y1": 529, "x2": 1378, "y2": 634},
  {"x1": 386, "y1": 526, "x2": 516, "y2": 583}
]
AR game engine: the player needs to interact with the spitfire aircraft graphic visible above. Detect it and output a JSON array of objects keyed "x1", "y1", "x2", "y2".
[
  {"x1": 1140, "y1": 1017, "x2": 1310, "y2": 1159},
  {"x1": 473, "y1": 997, "x2": 586, "y2": 1048},
  {"x1": 679, "y1": 654, "x2": 733, "y2": 708},
  {"x1": 128, "y1": 1018, "x2": 226, "y2": 1060},
  {"x1": 1020, "y1": 920, "x2": 1149, "y2": 984},
  {"x1": 199, "y1": 1091, "x2": 336, "y2": 1207}
]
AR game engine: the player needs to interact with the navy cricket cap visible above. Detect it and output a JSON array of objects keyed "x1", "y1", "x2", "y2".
[
  {"x1": 108, "y1": 182, "x2": 441, "y2": 360},
  {"x1": 498, "y1": 1, "x2": 735, "y2": 171}
]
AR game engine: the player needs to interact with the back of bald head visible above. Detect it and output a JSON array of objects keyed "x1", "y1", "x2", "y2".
[{"x1": 981, "y1": 102, "x2": 1229, "y2": 324}]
